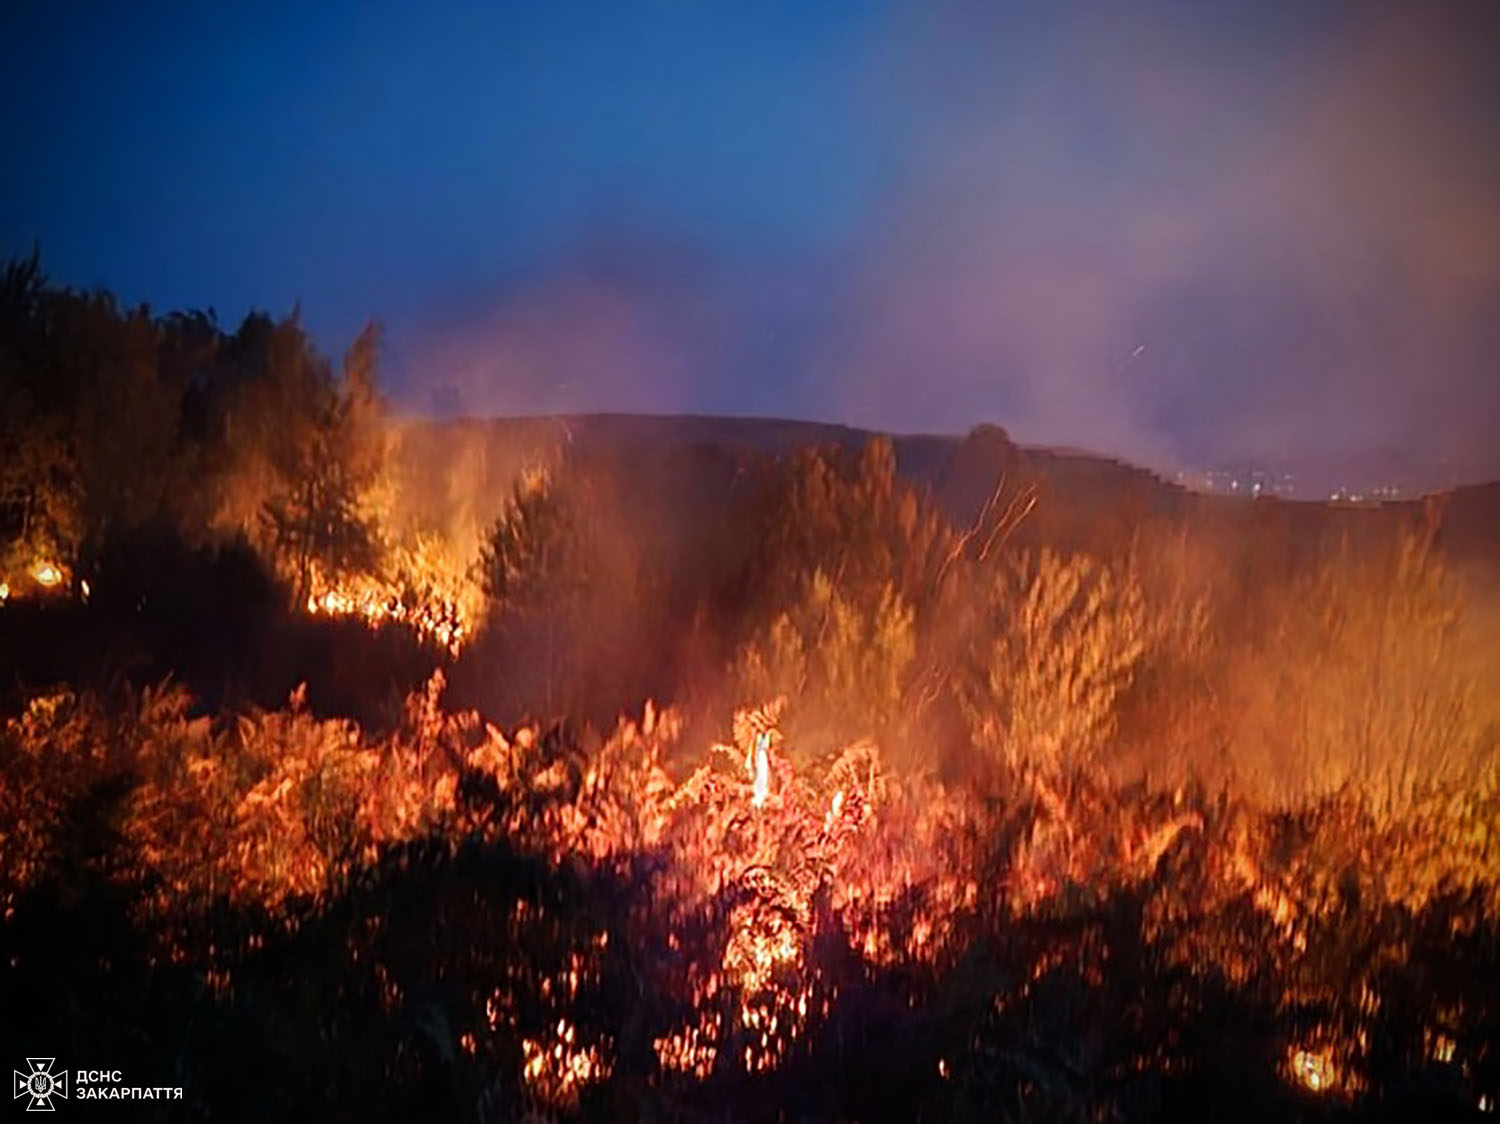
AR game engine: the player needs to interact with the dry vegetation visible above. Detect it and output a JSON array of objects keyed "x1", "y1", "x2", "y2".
[
  {"x1": 3, "y1": 668, "x2": 1497, "y2": 1120},
  {"x1": 3, "y1": 258, "x2": 1499, "y2": 1120}
]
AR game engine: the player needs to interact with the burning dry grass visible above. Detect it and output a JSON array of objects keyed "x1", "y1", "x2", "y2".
[
  {"x1": 3, "y1": 674, "x2": 1498, "y2": 1118},
  {"x1": 303, "y1": 531, "x2": 483, "y2": 655},
  {"x1": 0, "y1": 557, "x2": 71, "y2": 604}
]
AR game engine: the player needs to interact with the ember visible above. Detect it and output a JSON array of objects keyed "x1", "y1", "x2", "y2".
[
  {"x1": 1290, "y1": 1045, "x2": 1338, "y2": 1094},
  {"x1": 30, "y1": 560, "x2": 62, "y2": 587}
]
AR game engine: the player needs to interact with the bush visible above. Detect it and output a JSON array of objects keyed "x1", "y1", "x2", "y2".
[
  {"x1": 961, "y1": 548, "x2": 1148, "y2": 781},
  {"x1": 1234, "y1": 520, "x2": 1484, "y2": 815},
  {"x1": 733, "y1": 570, "x2": 917, "y2": 761}
]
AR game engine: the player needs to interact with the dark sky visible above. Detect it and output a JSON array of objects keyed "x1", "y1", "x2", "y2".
[{"x1": 4, "y1": 0, "x2": 1499, "y2": 476}]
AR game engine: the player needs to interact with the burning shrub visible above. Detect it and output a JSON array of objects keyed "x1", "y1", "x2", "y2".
[
  {"x1": 4, "y1": 673, "x2": 1500, "y2": 1120},
  {"x1": 1235, "y1": 518, "x2": 1485, "y2": 816},
  {"x1": 962, "y1": 548, "x2": 1148, "y2": 781},
  {"x1": 122, "y1": 683, "x2": 366, "y2": 910},
  {"x1": 728, "y1": 438, "x2": 1038, "y2": 773},
  {"x1": 0, "y1": 689, "x2": 109, "y2": 908},
  {"x1": 733, "y1": 571, "x2": 917, "y2": 762}
]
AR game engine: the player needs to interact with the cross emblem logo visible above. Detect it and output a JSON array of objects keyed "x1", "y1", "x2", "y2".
[{"x1": 13, "y1": 1059, "x2": 68, "y2": 1111}]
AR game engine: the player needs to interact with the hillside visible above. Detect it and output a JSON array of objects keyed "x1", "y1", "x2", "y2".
[{"x1": 395, "y1": 412, "x2": 1500, "y2": 573}]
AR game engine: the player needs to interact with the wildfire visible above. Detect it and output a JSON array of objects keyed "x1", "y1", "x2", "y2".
[
  {"x1": 654, "y1": 1019, "x2": 721, "y2": 1078},
  {"x1": 304, "y1": 581, "x2": 469, "y2": 654},
  {"x1": 11, "y1": 669, "x2": 1495, "y2": 1111},
  {"x1": 1289, "y1": 1045, "x2": 1338, "y2": 1094},
  {"x1": 298, "y1": 534, "x2": 483, "y2": 653},
  {"x1": 210, "y1": 682, "x2": 1478, "y2": 1097},
  {"x1": 1, "y1": 560, "x2": 69, "y2": 602},
  {"x1": 31, "y1": 560, "x2": 63, "y2": 587},
  {"x1": 748, "y1": 731, "x2": 770, "y2": 809},
  {"x1": 521, "y1": 1018, "x2": 612, "y2": 1108}
]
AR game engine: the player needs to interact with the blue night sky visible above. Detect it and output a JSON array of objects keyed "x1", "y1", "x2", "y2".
[{"x1": 4, "y1": 0, "x2": 1499, "y2": 475}]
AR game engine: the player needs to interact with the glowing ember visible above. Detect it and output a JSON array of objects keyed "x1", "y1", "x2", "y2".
[
  {"x1": 1430, "y1": 1032, "x2": 1456, "y2": 1064},
  {"x1": 9, "y1": 668, "x2": 1490, "y2": 1107},
  {"x1": 520, "y1": 1018, "x2": 612, "y2": 1108},
  {"x1": 31, "y1": 561, "x2": 63, "y2": 588},
  {"x1": 654, "y1": 1018, "x2": 721, "y2": 1077},
  {"x1": 1289, "y1": 1046, "x2": 1337, "y2": 1094}
]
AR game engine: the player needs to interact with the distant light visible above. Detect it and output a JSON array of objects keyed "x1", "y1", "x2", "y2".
[
  {"x1": 0, "y1": 581, "x2": 8, "y2": 603},
  {"x1": 80, "y1": 578, "x2": 91, "y2": 602},
  {"x1": 32, "y1": 561, "x2": 63, "y2": 587}
]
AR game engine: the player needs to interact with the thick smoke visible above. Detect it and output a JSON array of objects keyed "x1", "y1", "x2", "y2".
[{"x1": 406, "y1": 0, "x2": 1500, "y2": 478}]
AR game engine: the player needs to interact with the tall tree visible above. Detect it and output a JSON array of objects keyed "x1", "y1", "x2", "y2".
[
  {"x1": 0, "y1": 252, "x2": 81, "y2": 577},
  {"x1": 217, "y1": 312, "x2": 385, "y2": 605}
]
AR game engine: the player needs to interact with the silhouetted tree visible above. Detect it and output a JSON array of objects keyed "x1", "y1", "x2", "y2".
[
  {"x1": 0, "y1": 251, "x2": 82, "y2": 576},
  {"x1": 218, "y1": 313, "x2": 385, "y2": 605}
]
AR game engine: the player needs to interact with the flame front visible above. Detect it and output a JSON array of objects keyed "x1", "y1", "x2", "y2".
[
  {"x1": 8, "y1": 670, "x2": 1494, "y2": 1113},
  {"x1": 304, "y1": 575, "x2": 472, "y2": 654}
]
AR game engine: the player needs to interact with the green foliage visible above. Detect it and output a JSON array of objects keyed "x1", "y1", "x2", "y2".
[
  {"x1": 472, "y1": 457, "x2": 670, "y2": 719},
  {"x1": 0, "y1": 410, "x2": 81, "y2": 577},
  {"x1": 0, "y1": 260, "x2": 175, "y2": 570},
  {"x1": 0, "y1": 689, "x2": 110, "y2": 902}
]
